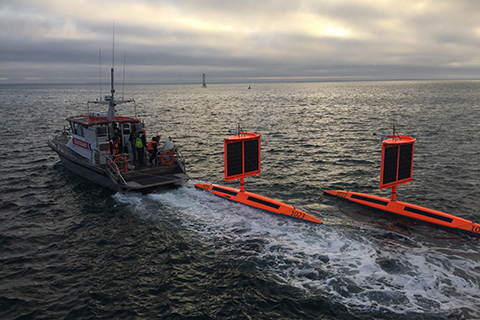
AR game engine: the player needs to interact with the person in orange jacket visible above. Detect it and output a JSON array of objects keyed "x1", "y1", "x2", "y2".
[
  {"x1": 147, "y1": 135, "x2": 161, "y2": 164},
  {"x1": 109, "y1": 136, "x2": 121, "y2": 155}
]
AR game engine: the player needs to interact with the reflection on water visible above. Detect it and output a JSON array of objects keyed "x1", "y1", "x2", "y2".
[{"x1": 1, "y1": 81, "x2": 480, "y2": 319}]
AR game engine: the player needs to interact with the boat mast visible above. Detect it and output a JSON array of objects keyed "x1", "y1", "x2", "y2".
[
  {"x1": 107, "y1": 22, "x2": 116, "y2": 121},
  {"x1": 88, "y1": 23, "x2": 134, "y2": 121},
  {"x1": 107, "y1": 67, "x2": 115, "y2": 121}
]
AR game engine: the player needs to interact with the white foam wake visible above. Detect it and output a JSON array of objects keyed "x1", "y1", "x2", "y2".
[{"x1": 113, "y1": 181, "x2": 480, "y2": 317}]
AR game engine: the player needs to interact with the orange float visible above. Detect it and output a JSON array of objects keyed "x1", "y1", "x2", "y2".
[
  {"x1": 113, "y1": 156, "x2": 128, "y2": 172},
  {"x1": 324, "y1": 132, "x2": 480, "y2": 236},
  {"x1": 160, "y1": 150, "x2": 175, "y2": 166}
]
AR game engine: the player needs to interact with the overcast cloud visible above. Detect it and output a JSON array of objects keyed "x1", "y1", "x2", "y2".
[{"x1": 1, "y1": 0, "x2": 480, "y2": 84}]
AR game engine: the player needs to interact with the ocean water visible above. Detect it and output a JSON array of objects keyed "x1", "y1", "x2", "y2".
[{"x1": 1, "y1": 81, "x2": 480, "y2": 319}]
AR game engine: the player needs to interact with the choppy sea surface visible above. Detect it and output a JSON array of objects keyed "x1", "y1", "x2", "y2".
[{"x1": 1, "y1": 81, "x2": 480, "y2": 319}]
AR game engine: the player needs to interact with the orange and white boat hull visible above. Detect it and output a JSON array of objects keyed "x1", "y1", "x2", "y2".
[
  {"x1": 324, "y1": 190, "x2": 480, "y2": 236},
  {"x1": 196, "y1": 183, "x2": 322, "y2": 224}
]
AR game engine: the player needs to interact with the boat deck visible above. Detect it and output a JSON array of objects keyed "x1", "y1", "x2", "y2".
[
  {"x1": 123, "y1": 165, "x2": 188, "y2": 189},
  {"x1": 49, "y1": 134, "x2": 189, "y2": 192}
]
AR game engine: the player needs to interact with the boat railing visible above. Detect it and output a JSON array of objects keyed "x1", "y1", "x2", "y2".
[
  {"x1": 174, "y1": 147, "x2": 186, "y2": 165},
  {"x1": 173, "y1": 147, "x2": 186, "y2": 173},
  {"x1": 151, "y1": 146, "x2": 185, "y2": 169},
  {"x1": 102, "y1": 152, "x2": 131, "y2": 186},
  {"x1": 52, "y1": 126, "x2": 71, "y2": 144}
]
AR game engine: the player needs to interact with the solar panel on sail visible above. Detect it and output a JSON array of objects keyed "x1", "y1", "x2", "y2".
[
  {"x1": 224, "y1": 133, "x2": 261, "y2": 181},
  {"x1": 380, "y1": 137, "x2": 415, "y2": 189}
]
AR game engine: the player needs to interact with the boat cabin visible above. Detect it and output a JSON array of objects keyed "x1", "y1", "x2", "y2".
[{"x1": 66, "y1": 111, "x2": 141, "y2": 165}]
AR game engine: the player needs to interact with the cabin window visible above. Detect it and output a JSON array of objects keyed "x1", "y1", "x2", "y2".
[
  {"x1": 96, "y1": 126, "x2": 108, "y2": 136},
  {"x1": 123, "y1": 123, "x2": 130, "y2": 134},
  {"x1": 96, "y1": 125, "x2": 109, "y2": 143},
  {"x1": 70, "y1": 122, "x2": 84, "y2": 136}
]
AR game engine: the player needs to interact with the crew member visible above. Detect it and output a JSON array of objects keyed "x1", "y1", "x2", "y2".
[
  {"x1": 135, "y1": 128, "x2": 147, "y2": 166},
  {"x1": 113, "y1": 123, "x2": 120, "y2": 137},
  {"x1": 147, "y1": 136, "x2": 161, "y2": 164},
  {"x1": 109, "y1": 136, "x2": 121, "y2": 155},
  {"x1": 129, "y1": 129, "x2": 138, "y2": 160}
]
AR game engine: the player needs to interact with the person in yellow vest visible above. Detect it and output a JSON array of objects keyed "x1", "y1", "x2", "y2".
[
  {"x1": 147, "y1": 136, "x2": 161, "y2": 164},
  {"x1": 109, "y1": 136, "x2": 121, "y2": 155},
  {"x1": 129, "y1": 129, "x2": 138, "y2": 160},
  {"x1": 135, "y1": 128, "x2": 147, "y2": 166}
]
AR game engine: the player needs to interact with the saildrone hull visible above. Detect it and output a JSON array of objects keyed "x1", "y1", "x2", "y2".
[
  {"x1": 324, "y1": 190, "x2": 480, "y2": 236},
  {"x1": 195, "y1": 183, "x2": 322, "y2": 224}
]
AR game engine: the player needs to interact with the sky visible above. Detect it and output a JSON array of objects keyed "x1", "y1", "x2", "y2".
[{"x1": 1, "y1": 0, "x2": 480, "y2": 84}]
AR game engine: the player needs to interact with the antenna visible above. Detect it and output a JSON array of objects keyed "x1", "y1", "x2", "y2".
[
  {"x1": 112, "y1": 20, "x2": 115, "y2": 69},
  {"x1": 122, "y1": 51, "x2": 126, "y2": 100},
  {"x1": 110, "y1": 20, "x2": 115, "y2": 105},
  {"x1": 99, "y1": 48, "x2": 102, "y2": 101},
  {"x1": 107, "y1": 21, "x2": 116, "y2": 121}
]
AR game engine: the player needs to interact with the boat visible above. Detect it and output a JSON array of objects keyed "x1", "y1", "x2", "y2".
[
  {"x1": 48, "y1": 67, "x2": 189, "y2": 192},
  {"x1": 324, "y1": 132, "x2": 480, "y2": 237},
  {"x1": 195, "y1": 128, "x2": 322, "y2": 224}
]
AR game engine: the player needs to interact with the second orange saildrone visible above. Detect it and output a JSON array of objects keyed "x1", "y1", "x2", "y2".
[{"x1": 324, "y1": 132, "x2": 480, "y2": 236}]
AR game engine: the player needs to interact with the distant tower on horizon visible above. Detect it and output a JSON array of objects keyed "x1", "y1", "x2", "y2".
[{"x1": 202, "y1": 73, "x2": 207, "y2": 88}]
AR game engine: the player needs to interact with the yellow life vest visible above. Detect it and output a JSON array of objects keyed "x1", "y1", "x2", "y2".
[{"x1": 136, "y1": 133, "x2": 144, "y2": 148}]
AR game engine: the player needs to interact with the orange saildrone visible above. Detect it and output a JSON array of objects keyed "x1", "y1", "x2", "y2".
[
  {"x1": 324, "y1": 132, "x2": 480, "y2": 236},
  {"x1": 195, "y1": 129, "x2": 322, "y2": 224}
]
